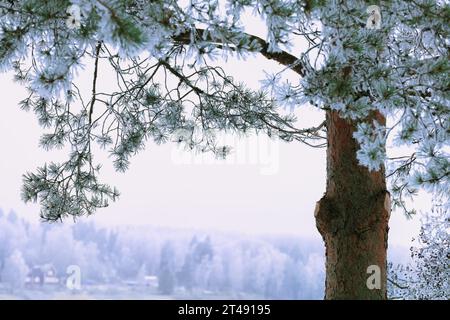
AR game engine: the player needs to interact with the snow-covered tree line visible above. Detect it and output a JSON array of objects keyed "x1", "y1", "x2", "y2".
[
  {"x1": 0, "y1": 207, "x2": 325, "y2": 298},
  {"x1": 0, "y1": 206, "x2": 447, "y2": 299}
]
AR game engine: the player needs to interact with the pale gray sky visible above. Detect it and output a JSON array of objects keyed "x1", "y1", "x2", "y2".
[{"x1": 0, "y1": 10, "x2": 429, "y2": 247}]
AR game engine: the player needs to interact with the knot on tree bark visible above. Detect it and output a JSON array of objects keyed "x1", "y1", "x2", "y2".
[{"x1": 315, "y1": 191, "x2": 391, "y2": 238}]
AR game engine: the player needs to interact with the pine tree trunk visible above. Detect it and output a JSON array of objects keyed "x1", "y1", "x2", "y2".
[{"x1": 315, "y1": 110, "x2": 391, "y2": 299}]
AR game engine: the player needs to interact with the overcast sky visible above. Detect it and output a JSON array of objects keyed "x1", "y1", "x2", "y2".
[{"x1": 0, "y1": 11, "x2": 431, "y2": 249}]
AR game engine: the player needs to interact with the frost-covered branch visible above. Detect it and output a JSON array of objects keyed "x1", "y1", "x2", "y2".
[
  {"x1": 89, "y1": 41, "x2": 102, "y2": 124},
  {"x1": 173, "y1": 28, "x2": 306, "y2": 76}
]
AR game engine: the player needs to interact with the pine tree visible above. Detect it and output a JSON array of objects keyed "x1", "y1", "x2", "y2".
[{"x1": 0, "y1": 0, "x2": 448, "y2": 299}]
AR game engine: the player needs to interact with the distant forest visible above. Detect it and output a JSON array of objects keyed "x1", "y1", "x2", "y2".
[{"x1": 0, "y1": 208, "x2": 326, "y2": 299}]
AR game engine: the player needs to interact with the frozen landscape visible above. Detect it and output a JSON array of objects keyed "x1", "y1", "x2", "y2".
[{"x1": 0, "y1": 207, "x2": 329, "y2": 300}]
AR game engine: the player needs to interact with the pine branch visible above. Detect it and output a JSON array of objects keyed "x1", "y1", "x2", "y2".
[
  {"x1": 89, "y1": 42, "x2": 102, "y2": 124},
  {"x1": 387, "y1": 277, "x2": 409, "y2": 290},
  {"x1": 173, "y1": 29, "x2": 305, "y2": 76}
]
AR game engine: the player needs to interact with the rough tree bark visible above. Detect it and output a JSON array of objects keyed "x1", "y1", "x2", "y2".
[{"x1": 315, "y1": 110, "x2": 391, "y2": 300}]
